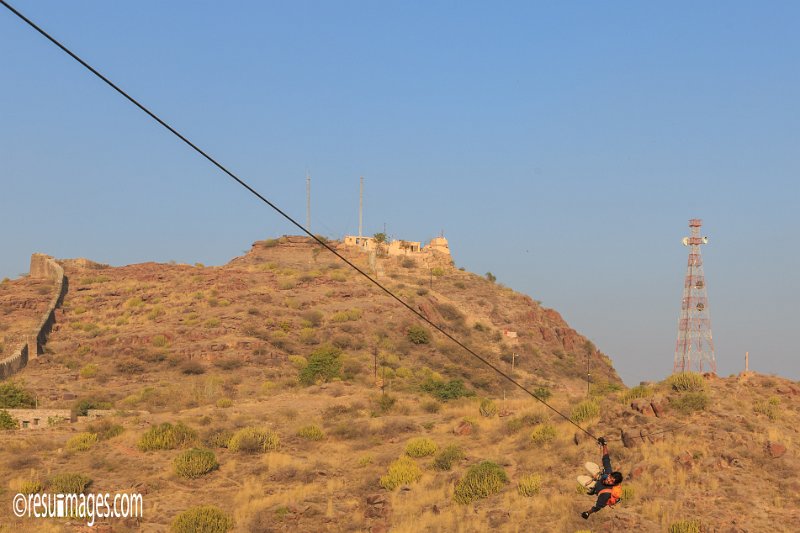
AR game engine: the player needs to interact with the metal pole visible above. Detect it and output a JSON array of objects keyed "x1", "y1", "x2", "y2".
[
  {"x1": 359, "y1": 176, "x2": 363, "y2": 239},
  {"x1": 306, "y1": 170, "x2": 311, "y2": 233}
]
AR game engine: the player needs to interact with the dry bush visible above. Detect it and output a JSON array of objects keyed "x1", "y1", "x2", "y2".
[
  {"x1": 530, "y1": 424, "x2": 557, "y2": 444},
  {"x1": 66, "y1": 432, "x2": 98, "y2": 452},
  {"x1": 380, "y1": 456, "x2": 422, "y2": 490},
  {"x1": 138, "y1": 422, "x2": 197, "y2": 451},
  {"x1": 228, "y1": 427, "x2": 280, "y2": 453},
  {"x1": 297, "y1": 424, "x2": 325, "y2": 441},
  {"x1": 405, "y1": 437, "x2": 438, "y2": 458},
  {"x1": 48, "y1": 473, "x2": 92, "y2": 494},
  {"x1": 171, "y1": 505, "x2": 233, "y2": 533},
  {"x1": 570, "y1": 400, "x2": 600, "y2": 423},
  {"x1": 453, "y1": 461, "x2": 508, "y2": 504},
  {"x1": 668, "y1": 519, "x2": 703, "y2": 533},
  {"x1": 174, "y1": 448, "x2": 219, "y2": 479},
  {"x1": 517, "y1": 473, "x2": 543, "y2": 496},
  {"x1": 479, "y1": 398, "x2": 498, "y2": 417},
  {"x1": 671, "y1": 392, "x2": 709, "y2": 414},
  {"x1": 667, "y1": 372, "x2": 705, "y2": 392},
  {"x1": 180, "y1": 360, "x2": 206, "y2": 375},
  {"x1": 87, "y1": 418, "x2": 124, "y2": 440},
  {"x1": 434, "y1": 444, "x2": 464, "y2": 471}
]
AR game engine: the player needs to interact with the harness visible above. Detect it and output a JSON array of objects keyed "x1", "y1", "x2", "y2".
[{"x1": 597, "y1": 485, "x2": 623, "y2": 506}]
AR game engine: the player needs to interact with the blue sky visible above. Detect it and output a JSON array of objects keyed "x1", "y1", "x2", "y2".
[{"x1": 2, "y1": 1, "x2": 798, "y2": 385}]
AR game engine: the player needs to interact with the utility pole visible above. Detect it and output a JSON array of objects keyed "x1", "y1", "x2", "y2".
[
  {"x1": 358, "y1": 176, "x2": 364, "y2": 239},
  {"x1": 306, "y1": 170, "x2": 311, "y2": 233}
]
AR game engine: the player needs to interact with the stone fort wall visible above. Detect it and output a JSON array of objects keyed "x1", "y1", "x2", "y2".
[{"x1": 0, "y1": 254, "x2": 67, "y2": 379}]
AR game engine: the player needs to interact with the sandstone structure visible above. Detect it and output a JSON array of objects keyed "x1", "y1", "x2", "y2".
[{"x1": 0, "y1": 254, "x2": 66, "y2": 379}]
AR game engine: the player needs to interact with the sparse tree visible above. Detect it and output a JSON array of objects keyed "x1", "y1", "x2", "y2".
[{"x1": 485, "y1": 272, "x2": 497, "y2": 283}]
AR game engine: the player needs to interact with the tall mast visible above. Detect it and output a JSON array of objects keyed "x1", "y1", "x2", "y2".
[{"x1": 359, "y1": 176, "x2": 364, "y2": 239}]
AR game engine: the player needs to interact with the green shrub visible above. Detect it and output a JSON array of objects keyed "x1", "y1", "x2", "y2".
[
  {"x1": 79, "y1": 364, "x2": 99, "y2": 379},
  {"x1": 753, "y1": 397, "x2": 781, "y2": 420},
  {"x1": 420, "y1": 378, "x2": 474, "y2": 401},
  {"x1": 48, "y1": 473, "x2": 92, "y2": 494},
  {"x1": 667, "y1": 372, "x2": 705, "y2": 392},
  {"x1": 405, "y1": 437, "x2": 437, "y2": 458},
  {"x1": 86, "y1": 418, "x2": 124, "y2": 440},
  {"x1": 671, "y1": 392, "x2": 709, "y2": 414},
  {"x1": 67, "y1": 432, "x2": 98, "y2": 452},
  {"x1": 72, "y1": 398, "x2": 113, "y2": 417},
  {"x1": 434, "y1": 445, "x2": 464, "y2": 471},
  {"x1": 174, "y1": 448, "x2": 218, "y2": 479},
  {"x1": 171, "y1": 505, "x2": 233, "y2": 533},
  {"x1": 570, "y1": 400, "x2": 600, "y2": 423},
  {"x1": 530, "y1": 423, "x2": 557, "y2": 444},
  {"x1": 621, "y1": 384, "x2": 653, "y2": 403},
  {"x1": 379, "y1": 456, "x2": 422, "y2": 490},
  {"x1": 215, "y1": 398, "x2": 233, "y2": 408},
  {"x1": 228, "y1": 427, "x2": 280, "y2": 453},
  {"x1": 453, "y1": 461, "x2": 508, "y2": 504},
  {"x1": 299, "y1": 328, "x2": 319, "y2": 345},
  {"x1": 301, "y1": 309, "x2": 324, "y2": 327},
  {"x1": 668, "y1": 519, "x2": 703, "y2": 533},
  {"x1": 138, "y1": 422, "x2": 197, "y2": 451},
  {"x1": 297, "y1": 425, "x2": 325, "y2": 441},
  {"x1": 203, "y1": 428, "x2": 233, "y2": 448},
  {"x1": 0, "y1": 409, "x2": 18, "y2": 430},
  {"x1": 479, "y1": 398, "x2": 498, "y2": 417},
  {"x1": 20, "y1": 480, "x2": 42, "y2": 495},
  {"x1": 532, "y1": 387, "x2": 552, "y2": 401},
  {"x1": 406, "y1": 325, "x2": 431, "y2": 344},
  {"x1": 621, "y1": 485, "x2": 635, "y2": 500},
  {"x1": 181, "y1": 360, "x2": 206, "y2": 375},
  {"x1": 0, "y1": 381, "x2": 36, "y2": 408},
  {"x1": 517, "y1": 473, "x2": 543, "y2": 496},
  {"x1": 151, "y1": 334, "x2": 169, "y2": 347},
  {"x1": 331, "y1": 308, "x2": 362, "y2": 322},
  {"x1": 431, "y1": 267, "x2": 445, "y2": 277},
  {"x1": 376, "y1": 394, "x2": 396, "y2": 414},
  {"x1": 299, "y1": 345, "x2": 342, "y2": 385}
]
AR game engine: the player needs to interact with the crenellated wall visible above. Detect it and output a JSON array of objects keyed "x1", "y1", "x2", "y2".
[{"x1": 0, "y1": 254, "x2": 67, "y2": 380}]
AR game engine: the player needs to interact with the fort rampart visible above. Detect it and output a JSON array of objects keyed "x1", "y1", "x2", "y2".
[{"x1": 0, "y1": 254, "x2": 67, "y2": 379}]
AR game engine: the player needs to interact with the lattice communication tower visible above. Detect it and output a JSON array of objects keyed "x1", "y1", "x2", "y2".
[{"x1": 674, "y1": 219, "x2": 716, "y2": 373}]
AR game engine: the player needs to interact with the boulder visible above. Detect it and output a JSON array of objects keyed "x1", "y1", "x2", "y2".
[
  {"x1": 630, "y1": 398, "x2": 654, "y2": 416},
  {"x1": 650, "y1": 396, "x2": 667, "y2": 418},
  {"x1": 765, "y1": 441, "x2": 787, "y2": 458},
  {"x1": 621, "y1": 428, "x2": 642, "y2": 448}
]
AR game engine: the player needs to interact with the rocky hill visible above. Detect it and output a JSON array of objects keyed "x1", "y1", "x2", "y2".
[{"x1": 0, "y1": 237, "x2": 798, "y2": 532}]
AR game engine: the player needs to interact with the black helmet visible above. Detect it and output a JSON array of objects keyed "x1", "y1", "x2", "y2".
[{"x1": 610, "y1": 472, "x2": 623, "y2": 485}]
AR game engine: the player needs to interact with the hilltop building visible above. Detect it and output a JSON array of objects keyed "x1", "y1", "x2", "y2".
[{"x1": 343, "y1": 234, "x2": 451, "y2": 258}]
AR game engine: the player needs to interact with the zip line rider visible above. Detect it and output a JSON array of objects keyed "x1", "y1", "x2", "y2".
[{"x1": 581, "y1": 437, "x2": 623, "y2": 520}]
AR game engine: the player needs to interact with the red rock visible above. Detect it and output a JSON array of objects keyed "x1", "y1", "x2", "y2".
[
  {"x1": 621, "y1": 428, "x2": 642, "y2": 448},
  {"x1": 454, "y1": 420, "x2": 473, "y2": 436},
  {"x1": 676, "y1": 451, "x2": 694, "y2": 468},
  {"x1": 765, "y1": 441, "x2": 787, "y2": 458},
  {"x1": 628, "y1": 464, "x2": 646, "y2": 479}
]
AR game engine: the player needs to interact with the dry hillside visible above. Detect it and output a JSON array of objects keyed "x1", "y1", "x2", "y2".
[{"x1": 0, "y1": 237, "x2": 798, "y2": 532}]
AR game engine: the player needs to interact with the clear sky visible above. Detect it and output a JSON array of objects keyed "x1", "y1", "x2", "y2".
[{"x1": 2, "y1": 1, "x2": 798, "y2": 385}]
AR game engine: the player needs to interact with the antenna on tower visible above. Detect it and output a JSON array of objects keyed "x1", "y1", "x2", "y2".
[
  {"x1": 359, "y1": 176, "x2": 364, "y2": 239},
  {"x1": 674, "y1": 218, "x2": 716, "y2": 374},
  {"x1": 305, "y1": 169, "x2": 311, "y2": 233}
]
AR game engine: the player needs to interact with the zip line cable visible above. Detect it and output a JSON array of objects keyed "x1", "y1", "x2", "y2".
[{"x1": 1, "y1": 0, "x2": 598, "y2": 440}]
